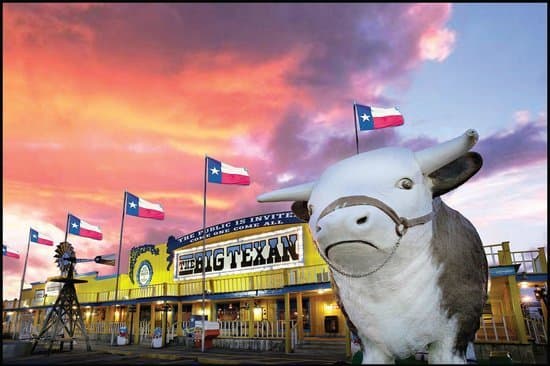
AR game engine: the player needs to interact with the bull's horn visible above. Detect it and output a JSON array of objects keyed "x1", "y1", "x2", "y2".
[
  {"x1": 257, "y1": 181, "x2": 316, "y2": 202},
  {"x1": 415, "y1": 129, "x2": 479, "y2": 174}
]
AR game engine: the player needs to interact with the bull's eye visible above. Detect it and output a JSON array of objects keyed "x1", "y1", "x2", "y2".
[{"x1": 397, "y1": 178, "x2": 413, "y2": 190}]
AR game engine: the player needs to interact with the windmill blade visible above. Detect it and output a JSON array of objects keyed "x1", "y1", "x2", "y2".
[{"x1": 54, "y1": 241, "x2": 75, "y2": 274}]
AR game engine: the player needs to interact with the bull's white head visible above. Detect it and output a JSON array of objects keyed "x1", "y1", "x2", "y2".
[{"x1": 257, "y1": 129, "x2": 482, "y2": 276}]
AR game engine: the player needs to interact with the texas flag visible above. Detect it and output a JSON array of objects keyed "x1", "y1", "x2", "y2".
[
  {"x1": 355, "y1": 104, "x2": 404, "y2": 131},
  {"x1": 68, "y1": 214, "x2": 103, "y2": 240},
  {"x1": 3, "y1": 245, "x2": 20, "y2": 259},
  {"x1": 30, "y1": 228, "x2": 54, "y2": 246},
  {"x1": 207, "y1": 157, "x2": 250, "y2": 185},
  {"x1": 126, "y1": 192, "x2": 165, "y2": 220}
]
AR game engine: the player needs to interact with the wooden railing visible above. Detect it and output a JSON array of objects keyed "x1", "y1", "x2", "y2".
[
  {"x1": 139, "y1": 320, "x2": 150, "y2": 342},
  {"x1": 483, "y1": 243, "x2": 504, "y2": 267},
  {"x1": 75, "y1": 264, "x2": 331, "y2": 304},
  {"x1": 80, "y1": 319, "x2": 298, "y2": 347},
  {"x1": 217, "y1": 320, "x2": 248, "y2": 337},
  {"x1": 483, "y1": 242, "x2": 547, "y2": 273},
  {"x1": 475, "y1": 315, "x2": 517, "y2": 342},
  {"x1": 215, "y1": 319, "x2": 290, "y2": 338},
  {"x1": 167, "y1": 321, "x2": 177, "y2": 342},
  {"x1": 524, "y1": 317, "x2": 547, "y2": 344},
  {"x1": 253, "y1": 320, "x2": 287, "y2": 338},
  {"x1": 511, "y1": 250, "x2": 546, "y2": 273}
]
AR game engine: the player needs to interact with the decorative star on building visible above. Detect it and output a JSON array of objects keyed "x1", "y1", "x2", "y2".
[
  {"x1": 360, "y1": 113, "x2": 370, "y2": 122},
  {"x1": 129, "y1": 201, "x2": 137, "y2": 209},
  {"x1": 210, "y1": 167, "x2": 220, "y2": 175}
]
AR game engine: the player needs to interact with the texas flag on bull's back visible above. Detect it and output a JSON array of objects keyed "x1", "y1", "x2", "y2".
[
  {"x1": 207, "y1": 157, "x2": 250, "y2": 185},
  {"x1": 30, "y1": 228, "x2": 54, "y2": 246},
  {"x1": 126, "y1": 192, "x2": 165, "y2": 220},
  {"x1": 355, "y1": 104, "x2": 404, "y2": 131},
  {"x1": 68, "y1": 214, "x2": 103, "y2": 240},
  {"x1": 3, "y1": 245, "x2": 20, "y2": 259}
]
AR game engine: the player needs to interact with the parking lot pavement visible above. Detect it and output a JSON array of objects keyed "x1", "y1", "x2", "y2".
[
  {"x1": 3, "y1": 340, "x2": 349, "y2": 366},
  {"x1": 4, "y1": 350, "x2": 200, "y2": 365}
]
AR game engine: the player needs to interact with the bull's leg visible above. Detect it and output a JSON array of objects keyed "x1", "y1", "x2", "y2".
[
  {"x1": 427, "y1": 337, "x2": 466, "y2": 364},
  {"x1": 361, "y1": 339, "x2": 394, "y2": 364}
]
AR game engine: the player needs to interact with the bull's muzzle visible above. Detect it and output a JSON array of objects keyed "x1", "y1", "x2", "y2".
[
  {"x1": 313, "y1": 195, "x2": 433, "y2": 277},
  {"x1": 318, "y1": 195, "x2": 432, "y2": 237}
]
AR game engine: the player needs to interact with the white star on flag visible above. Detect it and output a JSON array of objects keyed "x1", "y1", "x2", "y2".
[
  {"x1": 210, "y1": 167, "x2": 220, "y2": 175},
  {"x1": 129, "y1": 201, "x2": 137, "y2": 209},
  {"x1": 72, "y1": 222, "x2": 78, "y2": 228},
  {"x1": 360, "y1": 113, "x2": 370, "y2": 122}
]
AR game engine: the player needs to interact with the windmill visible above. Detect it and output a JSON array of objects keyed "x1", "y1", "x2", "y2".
[{"x1": 31, "y1": 242, "x2": 114, "y2": 354}]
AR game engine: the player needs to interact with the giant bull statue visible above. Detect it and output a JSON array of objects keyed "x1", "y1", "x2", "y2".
[{"x1": 257, "y1": 129, "x2": 488, "y2": 364}]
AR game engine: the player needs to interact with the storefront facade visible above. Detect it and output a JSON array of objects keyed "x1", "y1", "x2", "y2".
[{"x1": 4, "y1": 212, "x2": 349, "y2": 351}]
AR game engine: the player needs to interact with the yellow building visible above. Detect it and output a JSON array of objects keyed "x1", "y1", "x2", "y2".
[{"x1": 2, "y1": 211, "x2": 547, "y2": 358}]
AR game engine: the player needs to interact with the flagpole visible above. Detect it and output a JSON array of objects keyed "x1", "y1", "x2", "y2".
[
  {"x1": 353, "y1": 101, "x2": 359, "y2": 155},
  {"x1": 114, "y1": 191, "x2": 127, "y2": 305},
  {"x1": 64, "y1": 212, "x2": 70, "y2": 242},
  {"x1": 18, "y1": 230, "x2": 32, "y2": 309},
  {"x1": 201, "y1": 155, "x2": 208, "y2": 353}
]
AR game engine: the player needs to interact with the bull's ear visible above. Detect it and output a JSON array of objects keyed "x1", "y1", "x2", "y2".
[
  {"x1": 429, "y1": 152, "x2": 483, "y2": 197},
  {"x1": 291, "y1": 201, "x2": 310, "y2": 222}
]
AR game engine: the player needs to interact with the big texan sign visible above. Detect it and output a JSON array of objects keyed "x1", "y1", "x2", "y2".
[{"x1": 174, "y1": 227, "x2": 304, "y2": 280}]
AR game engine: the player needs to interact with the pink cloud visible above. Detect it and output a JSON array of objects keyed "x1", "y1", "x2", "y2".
[{"x1": 419, "y1": 27, "x2": 456, "y2": 62}]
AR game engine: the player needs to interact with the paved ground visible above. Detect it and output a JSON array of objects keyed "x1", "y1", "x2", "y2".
[
  {"x1": 6, "y1": 339, "x2": 541, "y2": 365},
  {"x1": 3, "y1": 340, "x2": 350, "y2": 366}
]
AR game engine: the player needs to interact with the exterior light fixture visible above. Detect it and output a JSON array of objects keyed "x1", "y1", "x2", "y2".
[
  {"x1": 521, "y1": 295, "x2": 533, "y2": 303},
  {"x1": 518, "y1": 272, "x2": 529, "y2": 288},
  {"x1": 253, "y1": 306, "x2": 263, "y2": 321}
]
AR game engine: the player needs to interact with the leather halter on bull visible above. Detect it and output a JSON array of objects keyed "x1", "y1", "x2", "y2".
[{"x1": 315, "y1": 195, "x2": 433, "y2": 277}]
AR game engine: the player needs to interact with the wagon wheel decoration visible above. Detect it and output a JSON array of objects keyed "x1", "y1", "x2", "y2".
[{"x1": 54, "y1": 241, "x2": 76, "y2": 276}]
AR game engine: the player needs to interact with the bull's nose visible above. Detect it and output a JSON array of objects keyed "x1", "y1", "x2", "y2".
[
  {"x1": 355, "y1": 215, "x2": 368, "y2": 225},
  {"x1": 315, "y1": 207, "x2": 371, "y2": 237}
]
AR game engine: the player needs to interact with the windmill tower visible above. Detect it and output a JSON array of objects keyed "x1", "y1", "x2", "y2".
[{"x1": 31, "y1": 241, "x2": 92, "y2": 354}]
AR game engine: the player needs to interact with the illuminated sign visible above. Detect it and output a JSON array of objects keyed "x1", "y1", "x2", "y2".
[{"x1": 174, "y1": 226, "x2": 304, "y2": 280}]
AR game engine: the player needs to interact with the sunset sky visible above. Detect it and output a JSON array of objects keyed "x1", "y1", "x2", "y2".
[{"x1": 3, "y1": 3, "x2": 547, "y2": 300}]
